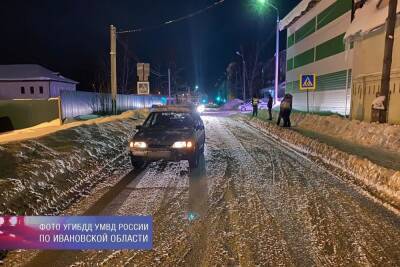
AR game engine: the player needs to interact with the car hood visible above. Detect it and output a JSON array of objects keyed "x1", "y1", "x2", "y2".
[{"x1": 133, "y1": 128, "x2": 194, "y2": 146}]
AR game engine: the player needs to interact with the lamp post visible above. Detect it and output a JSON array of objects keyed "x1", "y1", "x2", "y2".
[
  {"x1": 236, "y1": 51, "x2": 246, "y2": 101},
  {"x1": 256, "y1": 0, "x2": 280, "y2": 104}
]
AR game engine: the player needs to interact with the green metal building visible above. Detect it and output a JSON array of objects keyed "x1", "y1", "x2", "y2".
[{"x1": 279, "y1": 0, "x2": 354, "y2": 114}]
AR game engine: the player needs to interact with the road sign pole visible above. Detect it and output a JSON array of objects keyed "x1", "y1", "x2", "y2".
[
  {"x1": 307, "y1": 89, "x2": 309, "y2": 113},
  {"x1": 110, "y1": 25, "x2": 117, "y2": 115}
]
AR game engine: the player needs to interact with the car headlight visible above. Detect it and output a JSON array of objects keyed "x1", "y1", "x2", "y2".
[
  {"x1": 130, "y1": 141, "x2": 147, "y2": 149},
  {"x1": 172, "y1": 141, "x2": 193, "y2": 149},
  {"x1": 196, "y1": 104, "x2": 205, "y2": 113}
]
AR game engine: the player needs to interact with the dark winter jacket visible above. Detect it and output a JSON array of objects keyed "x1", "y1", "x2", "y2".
[{"x1": 267, "y1": 96, "x2": 273, "y2": 109}]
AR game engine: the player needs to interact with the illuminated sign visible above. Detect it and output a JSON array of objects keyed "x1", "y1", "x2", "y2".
[{"x1": 299, "y1": 74, "x2": 317, "y2": 90}]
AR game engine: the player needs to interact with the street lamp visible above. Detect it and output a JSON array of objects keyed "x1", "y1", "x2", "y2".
[
  {"x1": 236, "y1": 51, "x2": 246, "y2": 101},
  {"x1": 255, "y1": 0, "x2": 280, "y2": 104}
]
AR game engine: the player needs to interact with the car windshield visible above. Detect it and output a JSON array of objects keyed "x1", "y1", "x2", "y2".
[{"x1": 143, "y1": 112, "x2": 194, "y2": 129}]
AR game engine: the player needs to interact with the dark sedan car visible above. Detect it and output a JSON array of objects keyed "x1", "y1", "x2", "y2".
[{"x1": 128, "y1": 105, "x2": 205, "y2": 170}]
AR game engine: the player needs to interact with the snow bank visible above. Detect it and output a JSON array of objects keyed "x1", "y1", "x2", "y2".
[
  {"x1": 288, "y1": 113, "x2": 400, "y2": 153},
  {"x1": 0, "y1": 109, "x2": 148, "y2": 215},
  {"x1": 0, "y1": 110, "x2": 149, "y2": 145},
  {"x1": 219, "y1": 99, "x2": 244, "y2": 111},
  {"x1": 244, "y1": 117, "x2": 400, "y2": 210}
]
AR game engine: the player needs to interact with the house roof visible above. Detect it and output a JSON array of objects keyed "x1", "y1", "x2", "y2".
[
  {"x1": 0, "y1": 64, "x2": 78, "y2": 84},
  {"x1": 345, "y1": 0, "x2": 400, "y2": 40},
  {"x1": 279, "y1": 0, "x2": 321, "y2": 31}
]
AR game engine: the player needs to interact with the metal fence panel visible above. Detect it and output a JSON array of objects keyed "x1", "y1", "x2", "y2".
[{"x1": 61, "y1": 91, "x2": 164, "y2": 119}]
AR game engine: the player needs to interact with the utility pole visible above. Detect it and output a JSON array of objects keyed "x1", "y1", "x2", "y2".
[
  {"x1": 110, "y1": 25, "x2": 117, "y2": 115},
  {"x1": 380, "y1": 0, "x2": 398, "y2": 123},
  {"x1": 168, "y1": 68, "x2": 171, "y2": 98},
  {"x1": 243, "y1": 60, "x2": 247, "y2": 101},
  {"x1": 274, "y1": 13, "x2": 280, "y2": 104}
]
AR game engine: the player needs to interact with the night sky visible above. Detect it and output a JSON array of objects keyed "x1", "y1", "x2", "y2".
[{"x1": 0, "y1": 0, "x2": 299, "y2": 95}]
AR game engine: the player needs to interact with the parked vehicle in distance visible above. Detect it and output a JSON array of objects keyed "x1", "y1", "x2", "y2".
[
  {"x1": 128, "y1": 105, "x2": 205, "y2": 170},
  {"x1": 238, "y1": 99, "x2": 268, "y2": 111}
]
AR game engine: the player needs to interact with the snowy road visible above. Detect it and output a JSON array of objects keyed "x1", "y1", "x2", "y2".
[{"x1": 15, "y1": 115, "x2": 400, "y2": 266}]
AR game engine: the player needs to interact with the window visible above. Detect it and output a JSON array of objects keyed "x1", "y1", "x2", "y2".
[
  {"x1": 143, "y1": 112, "x2": 195, "y2": 129},
  {"x1": 39, "y1": 86, "x2": 44, "y2": 94},
  {"x1": 317, "y1": 0, "x2": 352, "y2": 30},
  {"x1": 315, "y1": 33, "x2": 346, "y2": 61},
  {"x1": 287, "y1": 34, "x2": 295, "y2": 48},
  {"x1": 286, "y1": 58, "x2": 294, "y2": 71},
  {"x1": 295, "y1": 18, "x2": 316, "y2": 43},
  {"x1": 293, "y1": 48, "x2": 315, "y2": 68},
  {"x1": 21, "y1": 87, "x2": 25, "y2": 94},
  {"x1": 30, "y1": 86, "x2": 34, "y2": 94}
]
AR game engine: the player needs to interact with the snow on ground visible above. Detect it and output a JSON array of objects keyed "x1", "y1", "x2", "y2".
[
  {"x1": 242, "y1": 115, "x2": 400, "y2": 210},
  {"x1": 289, "y1": 112, "x2": 400, "y2": 153},
  {"x1": 0, "y1": 109, "x2": 148, "y2": 215},
  {"x1": 3, "y1": 114, "x2": 400, "y2": 266},
  {"x1": 0, "y1": 110, "x2": 148, "y2": 145},
  {"x1": 219, "y1": 99, "x2": 243, "y2": 111}
]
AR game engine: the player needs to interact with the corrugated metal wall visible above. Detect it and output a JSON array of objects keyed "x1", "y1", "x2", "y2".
[
  {"x1": 287, "y1": 69, "x2": 352, "y2": 114},
  {"x1": 61, "y1": 91, "x2": 164, "y2": 119},
  {"x1": 284, "y1": 0, "x2": 353, "y2": 115}
]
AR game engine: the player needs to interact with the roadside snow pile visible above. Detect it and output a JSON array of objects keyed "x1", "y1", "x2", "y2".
[
  {"x1": 290, "y1": 113, "x2": 400, "y2": 153},
  {"x1": 0, "y1": 110, "x2": 148, "y2": 215},
  {"x1": 0, "y1": 110, "x2": 148, "y2": 145},
  {"x1": 243, "y1": 116, "x2": 400, "y2": 210},
  {"x1": 220, "y1": 99, "x2": 243, "y2": 111}
]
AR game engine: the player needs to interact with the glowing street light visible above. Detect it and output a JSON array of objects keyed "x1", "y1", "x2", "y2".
[
  {"x1": 236, "y1": 51, "x2": 246, "y2": 101},
  {"x1": 252, "y1": 0, "x2": 280, "y2": 104}
]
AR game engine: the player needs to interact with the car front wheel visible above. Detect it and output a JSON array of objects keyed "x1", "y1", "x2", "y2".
[
  {"x1": 130, "y1": 155, "x2": 145, "y2": 169},
  {"x1": 189, "y1": 149, "x2": 200, "y2": 170}
]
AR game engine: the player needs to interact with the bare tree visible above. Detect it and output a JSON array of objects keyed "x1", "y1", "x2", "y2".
[
  {"x1": 239, "y1": 30, "x2": 274, "y2": 98},
  {"x1": 226, "y1": 62, "x2": 240, "y2": 99},
  {"x1": 91, "y1": 59, "x2": 111, "y2": 114}
]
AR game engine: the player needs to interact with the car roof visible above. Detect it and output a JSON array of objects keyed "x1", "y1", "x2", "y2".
[{"x1": 150, "y1": 104, "x2": 194, "y2": 113}]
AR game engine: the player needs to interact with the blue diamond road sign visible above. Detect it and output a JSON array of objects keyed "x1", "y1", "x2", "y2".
[{"x1": 299, "y1": 74, "x2": 317, "y2": 90}]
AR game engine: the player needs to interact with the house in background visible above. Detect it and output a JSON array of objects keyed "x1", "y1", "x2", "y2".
[
  {"x1": 345, "y1": 0, "x2": 400, "y2": 124},
  {"x1": 279, "y1": 0, "x2": 355, "y2": 115},
  {"x1": 0, "y1": 64, "x2": 78, "y2": 100}
]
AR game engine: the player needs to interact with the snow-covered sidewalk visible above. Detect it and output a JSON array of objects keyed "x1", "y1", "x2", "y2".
[
  {"x1": 290, "y1": 112, "x2": 400, "y2": 153},
  {"x1": 239, "y1": 114, "x2": 400, "y2": 210}
]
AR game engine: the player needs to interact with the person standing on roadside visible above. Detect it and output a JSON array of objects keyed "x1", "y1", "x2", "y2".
[
  {"x1": 277, "y1": 94, "x2": 293, "y2": 127},
  {"x1": 267, "y1": 94, "x2": 273, "y2": 120},
  {"x1": 252, "y1": 95, "x2": 260, "y2": 117}
]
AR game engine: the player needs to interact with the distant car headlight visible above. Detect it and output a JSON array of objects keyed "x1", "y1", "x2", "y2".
[
  {"x1": 196, "y1": 104, "x2": 205, "y2": 113},
  {"x1": 172, "y1": 141, "x2": 193, "y2": 149},
  {"x1": 131, "y1": 141, "x2": 147, "y2": 149}
]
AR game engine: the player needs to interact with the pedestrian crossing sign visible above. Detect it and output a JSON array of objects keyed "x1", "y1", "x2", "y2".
[{"x1": 299, "y1": 74, "x2": 317, "y2": 90}]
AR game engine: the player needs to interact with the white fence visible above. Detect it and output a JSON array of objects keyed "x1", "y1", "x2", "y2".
[{"x1": 61, "y1": 91, "x2": 165, "y2": 119}]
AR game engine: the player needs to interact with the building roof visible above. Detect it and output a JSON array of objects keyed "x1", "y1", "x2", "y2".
[
  {"x1": 0, "y1": 64, "x2": 78, "y2": 84},
  {"x1": 279, "y1": 0, "x2": 321, "y2": 31},
  {"x1": 345, "y1": 0, "x2": 400, "y2": 40}
]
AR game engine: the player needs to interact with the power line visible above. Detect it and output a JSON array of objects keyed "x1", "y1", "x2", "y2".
[
  {"x1": 116, "y1": 0, "x2": 225, "y2": 34},
  {"x1": 116, "y1": 36, "x2": 165, "y2": 77}
]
